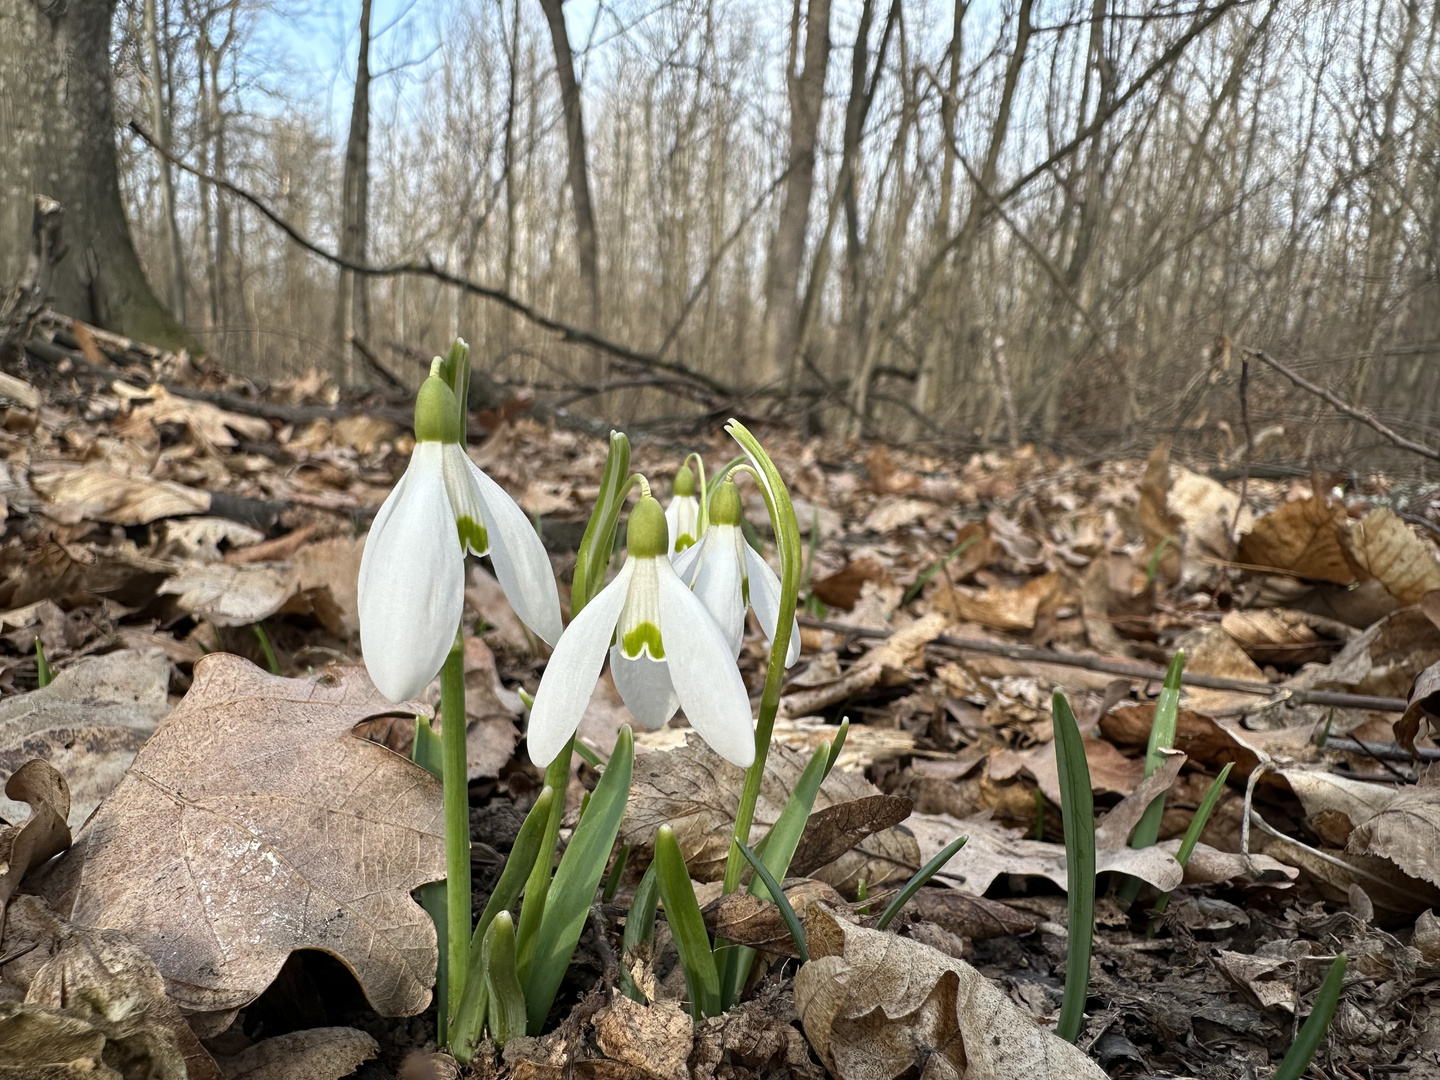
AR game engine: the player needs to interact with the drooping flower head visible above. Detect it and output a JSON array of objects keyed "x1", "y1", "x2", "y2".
[
  {"x1": 527, "y1": 491, "x2": 754, "y2": 769},
  {"x1": 664, "y1": 464, "x2": 701, "y2": 557},
  {"x1": 358, "y1": 370, "x2": 562, "y2": 702},
  {"x1": 673, "y1": 478, "x2": 800, "y2": 667}
]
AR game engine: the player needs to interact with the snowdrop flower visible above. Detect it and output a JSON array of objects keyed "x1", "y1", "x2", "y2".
[
  {"x1": 664, "y1": 465, "x2": 701, "y2": 557},
  {"x1": 673, "y1": 479, "x2": 800, "y2": 668},
  {"x1": 358, "y1": 374, "x2": 562, "y2": 702},
  {"x1": 527, "y1": 493, "x2": 754, "y2": 769}
]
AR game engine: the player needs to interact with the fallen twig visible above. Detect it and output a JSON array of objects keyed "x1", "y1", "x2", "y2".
[
  {"x1": 799, "y1": 616, "x2": 1409, "y2": 713},
  {"x1": 1243, "y1": 346, "x2": 1440, "y2": 463}
]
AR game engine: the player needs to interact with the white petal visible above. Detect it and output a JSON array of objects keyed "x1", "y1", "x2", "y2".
[
  {"x1": 744, "y1": 543, "x2": 801, "y2": 668},
  {"x1": 441, "y1": 444, "x2": 489, "y2": 556},
  {"x1": 358, "y1": 442, "x2": 464, "y2": 701},
  {"x1": 526, "y1": 560, "x2": 634, "y2": 767},
  {"x1": 468, "y1": 457, "x2": 563, "y2": 645},
  {"x1": 689, "y1": 526, "x2": 746, "y2": 658},
  {"x1": 609, "y1": 647, "x2": 679, "y2": 729},
  {"x1": 656, "y1": 561, "x2": 754, "y2": 768},
  {"x1": 665, "y1": 494, "x2": 700, "y2": 558}
]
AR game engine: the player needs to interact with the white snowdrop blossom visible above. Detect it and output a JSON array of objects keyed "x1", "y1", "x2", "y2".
[
  {"x1": 358, "y1": 375, "x2": 562, "y2": 702},
  {"x1": 663, "y1": 464, "x2": 701, "y2": 557},
  {"x1": 527, "y1": 494, "x2": 754, "y2": 769},
  {"x1": 672, "y1": 478, "x2": 800, "y2": 667}
]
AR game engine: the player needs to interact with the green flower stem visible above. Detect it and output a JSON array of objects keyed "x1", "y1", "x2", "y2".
[
  {"x1": 440, "y1": 631, "x2": 471, "y2": 1029},
  {"x1": 722, "y1": 421, "x2": 803, "y2": 897},
  {"x1": 411, "y1": 716, "x2": 448, "y2": 1043}
]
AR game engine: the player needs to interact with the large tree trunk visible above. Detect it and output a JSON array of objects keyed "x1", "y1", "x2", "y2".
[
  {"x1": 0, "y1": 0, "x2": 191, "y2": 350},
  {"x1": 335, "y1": 0, "x2": 373, "y2": 383},
  {"x1": 539, "y1": 0, "x2": 601, "y2": 348},
  {"x1": 762, "y1": 0, "x2": 832, "y2": 379},
  {"x1": 143, "y1": 0, "x2": 185, "y2": 322}
]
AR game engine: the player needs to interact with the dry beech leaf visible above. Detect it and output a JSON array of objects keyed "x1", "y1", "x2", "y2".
[
  {"x1": 0, "y1": 760, "x2": 71, "y2": 931},
  {"x1": 1237, "y1": 493, "x2": 1359, "y2": 585},
  {"x1": 794, "y1": 907, "x2": 1107, "y2": 1080},
  {"x1": 591, "y1": 992, "x2": 694, "y2": 1080},
  {"x1": 622, "y1": 734, "x2": 919, "y2": 890},
  {"x1": 789, "y1": 794, "x2": 914, "y2": 877},
  {"x1": 1347, "y1": 783, "x2": 1440, "y2": 889},
  {"x1": 905, "y1": 812, "x2": 1183, "y2": 895},
  {"x1": 1092, "y1": 751, "x2": 1186, "y2": 849},
  {"x1": 0, "y1": 649, "x2": 171, "y2": 830},
  {"x1": 1349, "y1": 507, "x2": 1440, "y2": 606},
  {"x1": 31, "y1": 466, "x2": 211, "y2": 526},
  {"x1": 46, "y1": 655, "x2": 444, "y2": 1021},
  {"x1": 158, "y1": 562, "x2": 300, "y2": 628},
  {"x1": 1220, "y1": 608, "x2": 1347, "y2": 667},
  {"x1": 1278, "y1": 769, "x2": 1395, "y2": 847},
  {"x1": 0, "y1": 895, "x2": 221, "y2": 1080},
  {"x1": 812, "y1": 558, "x2": 887, "y2": 611},
  {"x1": 1167, "y1": 465, "x2": 1253, "y2": 588},
  {"x1": 702, "y1": 878, "x2": 848, "y2": 957},
  {"x1": 934, "y1": 572, "x2": 1061, "y2": 632},
  {"x1": 902, "y1": 888, "x2": 1042, "y2": 940},
  {"x1": 216, "y1": 1027, "x2": 378, "y2": 1080},
  {"x1": 120, "y1": 385, "x2": 272, "y2": 448}
]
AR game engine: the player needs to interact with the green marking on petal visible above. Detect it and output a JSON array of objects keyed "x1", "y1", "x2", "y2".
[
  {"x1": 674, "y1": 533, "x2": 696, "y2": 553},
  {"x1": 742, "y1": 577, "x2": 750, "y2": 608},
  {"x1": 621, "y1": 621, "x2": 665, "y2": 660},
  {"x1": 456, "y1": 515, "x2": 489, "y2": 555}
]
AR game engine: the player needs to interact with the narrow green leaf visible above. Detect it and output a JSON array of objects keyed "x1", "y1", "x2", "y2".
[
  {"x1": 722, "y1": 742, "x2": 829, "y2": 1005},
  {"x1": 482, "y1": 912, "x2": 527, "y2": 1049},
  {"x1": 902, "y1": 533, "x2": 982, "y2": 606},
  {"x1": 1118, "y1": 649, "x2": 1184, "y2": 908},
  {"x1": 619, "y1": 861, "x2": 659, "y2": 1004},
  {"x1": 603, "y1": 844, "x2": 630, "y2": 903},
  {"x1": 875, "y1": 833, "x2": 968, "y2": 930},
  {"x1": 823, "y1": 720, "x2": 849, "y2": 779},
  {"x1": 34, "y1": 639, "x2": 51, "y2": 688},
  {"x1": 523, "y1": 727, "x2": 633, "y2": 1034},
  {"x1": 252, "y1": 623, "x2": 280, "y2": 675},
  {"x1": 1272, "y1": 954, "x2": 1347, "y2": 1080},
  {"x1": 573, "y1": 431, "x2": 633, "y2": 613},
  {"x1": 655, "y1": 826, "x2": 722, "y2": 1019},
  {"x1": 514, "y1": 739, "x2": 572, "y2": 983},
  {"x1": 735, "y1": 841, "x2": 807, "y2": 964},
  {"x1": 1053, "y1": 690, "x2": 1096, "y2": 1044},
  {"x1": 450, "y1": 787, "x2": 554, "y2": 1055},
  {"x1": 1152, "y1": 762, "x2": 1234, "y2": 920}
]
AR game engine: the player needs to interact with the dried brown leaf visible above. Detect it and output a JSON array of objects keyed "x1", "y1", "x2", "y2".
[
  {"x1": 0, "y1": 895, "x2": 222, "y2": 1080},
  {"x1": 1350, "y1": 507, "x2": 1440, "y2": 606},
  {"x1": 0, "y1": 761, "x2": 71, "y2": 932},
  {"x1": 1396, "y1": 659, "x2": 1440, "y2": 753},
  {"x1": 794, "y1": 907, "x2": 1108, "y2": 1080},
  {"x1": 216, "y1": 1027, "x2": 378, "y2": 1080},
  {"x1": 902, "y1": 888, "x2": 1042, "y2": 940},
  {"x1": 592, "y1": 994, "x2": 693, "y2": 1080},
  {"x1": 32, "y1": 466, "x2": 211, "y2": 526},
  {"x1": 46, "y1": 655, "x2": 444, "y2": 1020},
  {"x1": 157, "y1": 562, "x2": 299, "y2": 628},
  {"x1": 934, "y1": 572, "x2": 1061, "y2": 632},
  {"x1": 1237, "y1": 493, "x2": 1360, "y2": 585},
  {"x1": 1221, "y1": 608, "x2": 1344, "y2": 667},
  {"x1": 0, "y1": 650, "x2": 171, "y2": 830},
  {"x1": 789, "y1": 795, "x2": 914, "y2": 877},
  {"x1": 1347, "y1": 783, "x2": 1440, "y2": 889},
  {"x1": 622, "y1": 735, "x2": 919, "y2": 890},
  {"x1": 811, "y1": 559, "x2": 887, "y2": 611},
  {"x1": 702, "y1": 878, "x2": 848, "y2": 956}
]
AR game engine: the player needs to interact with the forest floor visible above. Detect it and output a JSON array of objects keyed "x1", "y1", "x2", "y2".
[{"x1": 1, "y1": 321, "x2": 1439, "y2": 1079}]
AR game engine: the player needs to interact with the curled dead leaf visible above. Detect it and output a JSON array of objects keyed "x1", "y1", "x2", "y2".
[
  {"x1": 1237, "y1": 492, "x2": 1360, "y2": 585},
  {"x1": 44, "y1": 655, "x2": 444, "y2": 1022},
  {"x1": 1350, "y1": 507, "x2": 1440, "y2": 606},
  {"x1": 31, "y1": 466, "x2": 211, "y2": 526},
  {"x1": 794, "y1": 907, "x2": 1107, "y2": 1080},
  {"x1": 701, "y1": 878, "x2": 847, "y2": 957},
  {"x1": 1395, "y1": 659, "x2": 1440, "y2": 754},
  {"x1": 0, "y1": 760, "x2": 71, "y2": 932},
  {"x1": 216, "y1": 1027, "x2": 379, "y2": 1080}
]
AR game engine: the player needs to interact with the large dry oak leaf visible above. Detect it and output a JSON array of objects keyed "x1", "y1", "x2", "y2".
[
  {"x1": 794, "y1": 908, "x2": 1107, "y2": 1080},
  {"x1": 44, "y1": 655, "x2": 444, "y2": 1021}
]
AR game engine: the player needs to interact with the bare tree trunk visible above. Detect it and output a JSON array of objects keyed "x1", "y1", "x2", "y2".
[
  {"x1": 539, "y1": 0, "x2": 601, "y2": 355},
  {"x1": 335, "y1": 0, "x2": 373, "y2": 383},
  {"x1": 143, "y1": 0, "x2": 185, "y2": 322},
  {"x1": 905, "y1": 0, "x2": 967, "y2": 441},
  {"x1": 762, "y1": 0, "x2": 832, "y2": 379},
  {"x1": 502, "y1": 0, "x2": 522, "y2": 351},
  {"x1": 0, "y1": 0, "x2": 191, "y2": 349}
]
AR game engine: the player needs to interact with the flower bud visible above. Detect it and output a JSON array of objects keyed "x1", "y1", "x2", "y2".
[
  {"x1": 626, "y1": 495, "x2": 670, "y2": 560},
  {"x1": 413, "y1": 376, "x2": 463, "y2": 444}
]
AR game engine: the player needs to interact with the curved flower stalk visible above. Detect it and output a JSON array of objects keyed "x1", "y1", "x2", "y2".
[
  {"x1": 358, "y1": 371, "x2": 562, "y2": 703},
  {"x1": 664, "y1": 458, "x2": 704, "y2": 557},
  {"x1": 673, "y1": 478, "x2": 800, "y2": 667},
  {"x1": 527, "y1": 492, "x2": 754, "y2": 769}
]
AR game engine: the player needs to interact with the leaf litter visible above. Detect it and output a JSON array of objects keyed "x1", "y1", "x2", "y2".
[{"x1": 0, "y1": 345, "x2": 1439, "y2": 1075}]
